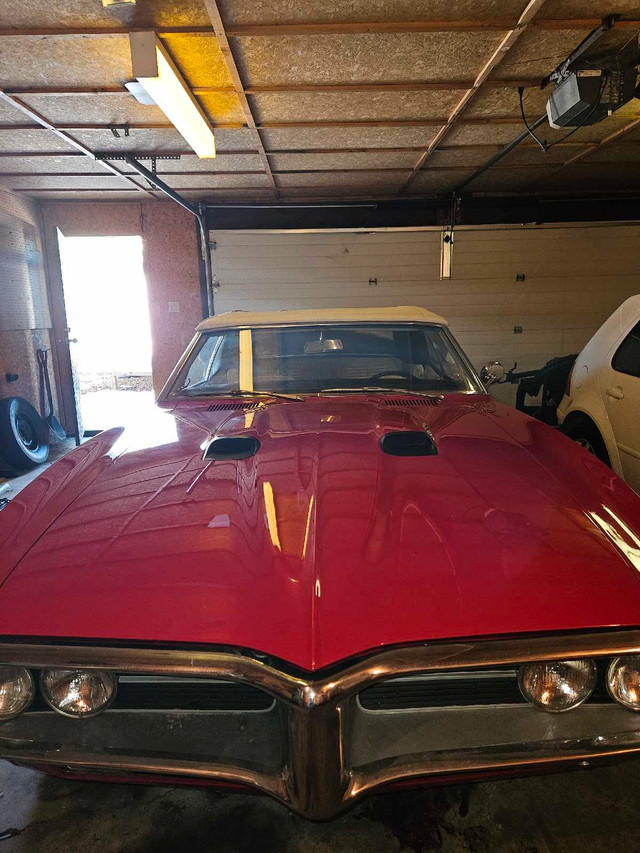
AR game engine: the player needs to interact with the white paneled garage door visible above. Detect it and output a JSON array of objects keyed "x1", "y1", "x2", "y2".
[{"x1": 210, "y1": 225, "x2": 640, "y2": 400}]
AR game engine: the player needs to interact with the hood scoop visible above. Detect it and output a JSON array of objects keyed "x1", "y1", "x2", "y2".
[
  {"x1": 203, "y1": 436, "x2": 261, "y2": 460},
  {"x1": 380, "y1": 430, "x2": 438, "y2": 457},
  {"x1": 383, "y1": 397, "x2": 442, "y2": 408}
]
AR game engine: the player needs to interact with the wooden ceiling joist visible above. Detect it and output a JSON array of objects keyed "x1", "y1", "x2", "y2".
[
  {"x1": 9, "y1": 159, "x2": 637, "y2": 188},
  {"x1": 1, "y1": 170, "x2": 266, "y2": 178},
  {"x1": 259, "y1": 118, "x2": 528, "y2": 128},
  {"x1": 200, "y1": 0, "x2": 278, "y2": 195},
  {"x1": 0, "y1": 20, "x2": 637, "y2": 37},
  {"x1": 0, "y1": 116, "x2": 549, "y2": 132},
  {"x1": 0, "y1": 149, "x2": 260, "y2": 158},
  {"x1": 226, "y1": 19, "x2": 640, "y2": 35},
  {"x1": 399, "y1": 0, "x2": 549, "y2": 194},
  {"x1": 1, "y1": 6, "x2": 636, "y2": 203},
  {"x1": 0, "y1": 139, "x2": 605, "y2": 159},
  {"x1": 0, "y1": 122, "x2": 245, "y2": 131},
  {"x1": 4, "y1": 80, "x2": 541, "y2": 97},
  {"x1": 243, "y1": 80, "x2": 541, "y2": 93}
]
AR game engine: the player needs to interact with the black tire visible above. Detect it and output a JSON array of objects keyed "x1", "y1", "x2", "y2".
[
  {"x1": 0, "y1": 397, "x2": 50, "y2": 472},
  {"x1": 563, "y1": 417, "x2": 611, "y2": 467}
]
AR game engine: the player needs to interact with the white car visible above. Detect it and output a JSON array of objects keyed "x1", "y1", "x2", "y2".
[{"x1": 558, "y1": 295, "x2": 640, "y2": 493}]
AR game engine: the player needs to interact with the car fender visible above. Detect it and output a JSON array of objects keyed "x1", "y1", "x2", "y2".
[
  {"x1": 558, "y1": 391, "x2": 623, "y2": 476},
  {"x1": 557, "y1": 297, "x2": 640, "y2": 477}
]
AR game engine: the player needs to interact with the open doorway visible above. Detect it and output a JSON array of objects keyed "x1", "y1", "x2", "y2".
[{"x1": 57, "y1": 234, "x2": 154, "y2": 434}]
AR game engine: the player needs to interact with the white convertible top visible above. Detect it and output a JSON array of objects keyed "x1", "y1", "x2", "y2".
[{"x1": 198, "y1": 305, "x2": 448, "y2": 332}]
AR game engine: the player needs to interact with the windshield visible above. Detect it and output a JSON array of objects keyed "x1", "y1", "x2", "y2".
[{"x1": 173, "y1": 323, "x2": 482, "y2": 396}]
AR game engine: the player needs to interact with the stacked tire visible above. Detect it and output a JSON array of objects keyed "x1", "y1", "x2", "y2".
[{"x1": 0, "y1": 397, "x2": 49, "y2": 473}]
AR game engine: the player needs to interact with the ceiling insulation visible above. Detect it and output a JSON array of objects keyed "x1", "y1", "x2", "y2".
[{"x1": 0, "y1": 0, "x2": 637, "y2": 201}]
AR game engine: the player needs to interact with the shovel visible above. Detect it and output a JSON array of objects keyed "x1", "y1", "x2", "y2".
[{"x1": 37, "y1": 348, "x2": 67, "y2": 441}]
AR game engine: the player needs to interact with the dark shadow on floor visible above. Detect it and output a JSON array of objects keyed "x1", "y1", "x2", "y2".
[{"x1": 2, "y1": 759, "x2": 640, "y2": 853}]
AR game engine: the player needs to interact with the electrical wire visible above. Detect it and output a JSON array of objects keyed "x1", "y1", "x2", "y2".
[{"x1": 518, "y1": 87, "x2": 547, "y2": 150}]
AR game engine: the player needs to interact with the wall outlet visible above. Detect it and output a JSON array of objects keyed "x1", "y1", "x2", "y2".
[{"x1": 168, "y1": 301, "x2": 180, "y2": 313}]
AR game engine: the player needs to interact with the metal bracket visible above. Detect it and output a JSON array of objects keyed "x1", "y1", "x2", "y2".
[
  {"x1": 110, "y1": 124, "x2": 130, "y2": 138},
  {"x1": 541, "y1": 14, "x2": 620, "y2": 88},
  {"x1": 94, "y1": 154, "x2": 181, "y2": 162}
]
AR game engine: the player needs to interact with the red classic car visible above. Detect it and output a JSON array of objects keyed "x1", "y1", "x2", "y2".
[{"x1": 2, "y1": 305, "x2": 640, "y2": 819}]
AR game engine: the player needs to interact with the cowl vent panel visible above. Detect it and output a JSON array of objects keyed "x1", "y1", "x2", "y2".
[
  {"x1": 382, "y1": 397, "x2": 442, "y2": 408},
  {"x1": 206, "y1": 401, "x2": 263, "y2": 412}
]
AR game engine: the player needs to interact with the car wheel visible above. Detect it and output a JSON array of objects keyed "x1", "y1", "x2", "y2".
[
  {"x1": 0, "y1": 397, "x2": 50, "y2": 472},
  {"x1": 564, "y1": 418, "x2": 611, "y2": 467}
]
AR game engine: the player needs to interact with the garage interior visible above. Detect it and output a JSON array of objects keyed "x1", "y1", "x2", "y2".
[{"x1": 1, "y1": 0, "x2": 640, "y2": 849}]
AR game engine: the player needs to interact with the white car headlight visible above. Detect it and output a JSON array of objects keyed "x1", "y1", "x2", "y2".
[
  {"x1": 0, "y1": 666, "x2": 35, "y2": 720},
  {"x1": 40, "y1": 670, "x2": 117, "y2": 718},
  {"x1": 518, "y1": 659, "x2": 596, "y2": 712},
  {"x1": 607, "y1": 656, "x2": 640, "y2": 711}
]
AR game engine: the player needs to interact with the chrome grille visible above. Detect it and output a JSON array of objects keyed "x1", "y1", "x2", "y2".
[
  {"x1": 3, "y1": 631, "x2": 640, "y2": 819},
  {"x1": 29, "y1": 675, "x2": 274, "y2": 713},
  {"x1": 358, "y1": 669, "x2": 611, "y2": 710}
]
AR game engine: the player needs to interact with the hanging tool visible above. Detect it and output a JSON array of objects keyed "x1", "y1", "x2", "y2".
[{"x1": 36, "y1": 349, "x2": 66, "y2": 441}]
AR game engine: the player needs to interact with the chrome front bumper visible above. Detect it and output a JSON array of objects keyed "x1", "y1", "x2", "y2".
[{"x1": 2, "y1": 630, "x2": 640, "y2": 819}]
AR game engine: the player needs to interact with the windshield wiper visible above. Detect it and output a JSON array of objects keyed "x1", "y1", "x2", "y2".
[
  {"x1": 317, "y1": 387, "x2": 444, "y2": 400},
  {"x1": 228, "y1": 389, "x2": 304, "y2": 402}
]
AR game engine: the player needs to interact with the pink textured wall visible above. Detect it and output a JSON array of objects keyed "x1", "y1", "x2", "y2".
[{"x1": 40, "y1": 201, "x2": 203, "y2": 394}]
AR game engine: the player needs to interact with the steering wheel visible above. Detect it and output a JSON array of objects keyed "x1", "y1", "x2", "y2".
[{"x1": 367, "y1": 370, "x2": 415, "y2": 382}]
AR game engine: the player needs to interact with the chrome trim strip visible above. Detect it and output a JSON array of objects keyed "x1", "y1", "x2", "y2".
[
  {"x1": 2, "y1": 631, "x2": 639, "y2": 708},
  {"x1": 2, "y1": 743, "x2": 288, "y2": 802},
  {"x1": 3, "y1": 630, "x2": 640, "y2": 818},
  {"x1": 347, "y1": 731, "x2": 640, "y2": 801}
]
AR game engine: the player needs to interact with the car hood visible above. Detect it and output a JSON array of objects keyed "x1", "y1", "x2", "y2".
[{"x1": 2, "y1": 395, "x2": 640, "y2": 671}]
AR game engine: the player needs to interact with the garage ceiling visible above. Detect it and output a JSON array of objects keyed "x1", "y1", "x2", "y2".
[{"x1": 0, "y1": 0, "x2": 639, "y2": 202}]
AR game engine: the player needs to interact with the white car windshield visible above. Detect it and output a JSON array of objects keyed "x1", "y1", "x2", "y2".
[{"x1": 173, "y1": 323, "x2": 482, "y2": 396}]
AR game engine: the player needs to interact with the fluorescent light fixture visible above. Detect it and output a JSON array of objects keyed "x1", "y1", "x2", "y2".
[
  {"x1": 103, "y1": 0, "x2": 135, "y2": 6},
  {"x1": 124, "y1": 81, "x2": 156, "y2": 106},
  {"x1": 129, "y1": 32, "x2": 216, "y2": 159}
]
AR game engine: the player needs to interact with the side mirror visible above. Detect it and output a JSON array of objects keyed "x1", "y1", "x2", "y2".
[{"x1": 480, "y1": 361, "x2": 505, "y2": 386}]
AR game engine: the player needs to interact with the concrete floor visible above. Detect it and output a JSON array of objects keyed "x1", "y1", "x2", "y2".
[
  {"x1": 2, "y1": 760, "x2": 640, "y2": 852},
  {"x1": 3, "y1": 406, "x2": 640, "y2": 851}
]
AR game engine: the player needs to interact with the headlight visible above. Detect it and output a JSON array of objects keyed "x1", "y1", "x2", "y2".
[
  {"x1": 40, "y1": 670, "x2": 117, "y2": 718},
  {"x1": 0, "y1": 666, "x2": 35, "y2": 720},
  {"x1": 518, "y1": 659, "x2": 596, "y2": 712},
  {"x1": 607, "y1": 656, "x2": 640, "y2": 711}
]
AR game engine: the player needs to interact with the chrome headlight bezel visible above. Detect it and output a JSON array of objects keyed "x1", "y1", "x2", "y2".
[
  {"x1": 607, "y1": 656, "x2": 640, "y2": 711},
  {"x1": 0, "y1": 666, "x2": 35, "y2": 721},
  {"x1": 517, "y1": 659, "x2": 597, "y2": 713},
  {"x1": 40, "y1": 669, "x2": 118, "y2": 719}
]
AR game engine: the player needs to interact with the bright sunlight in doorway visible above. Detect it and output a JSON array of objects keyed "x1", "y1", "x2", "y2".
[{"x1": 57, "y1": 234, "x2": 154, "y2": 434}]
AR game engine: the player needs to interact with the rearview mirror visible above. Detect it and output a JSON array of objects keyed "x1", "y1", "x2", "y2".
[
  {"x1": 480, "y1": 361, "x2": 505, "y2": 386},
  {"x1": 304, "y1": 339, "x2": 343, "y2": 354}
]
